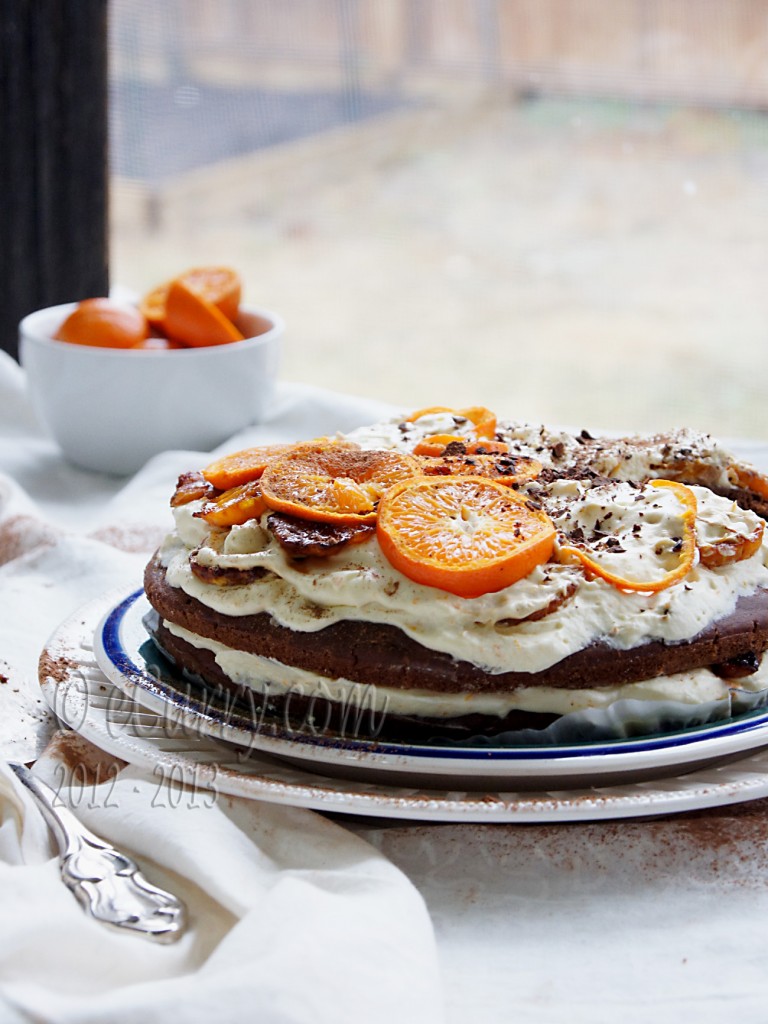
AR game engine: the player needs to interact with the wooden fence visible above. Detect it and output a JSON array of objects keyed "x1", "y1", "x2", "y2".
[{"x1": 111, "y1": 0, "x2": 768, "y2": 108}]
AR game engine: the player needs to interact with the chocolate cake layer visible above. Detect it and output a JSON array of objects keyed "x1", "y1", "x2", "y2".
[
  {"x1": 144, "y1": 556, "x2": 768, "y2": 694},
  {"x1": 146, "y1": 615, "x2": 561, "y2": 742}
]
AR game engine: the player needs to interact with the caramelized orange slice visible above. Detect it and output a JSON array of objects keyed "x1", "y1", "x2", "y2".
[
  {"x1": 376, "y1": 477, "x2": 556, "y2": 598},
  {"x1": 413, "y1": 437, "x2": 512, "y2": 458},
  {"x1": 170, "y1": 471, "x2": 217, "y2": 507},
  {"x1": 405, "y1": 406, "x2": 454, "y2": 422},
  {"x1": 466, "y1": 440, "x2": 509, "y2": 455},
  {"x1": 406, "y1": 405, "x2": 497, "y2": 440},
  {"x1": 419, "y1": 453, "x2": 542, "y2": 486},
  {"x1": 558, "y1": 480, "x2": 698, "y2": 593},
  {"x1": 457, "y1": 406, "x2": 497, "y2": 440},
  {"x1": 261, "y1": 444, "x2": 422, "y2": 524},
  {"x1": 730, "y1": 465, "x2": 768, "y2": 502},
  {"x1": 697, "y1": 517, "x2": 764, "y2": 569},
  {"x1": 203, "y1": 443, "x2": 297, "y2": 490},
  {"x1": 412, "y1": 434, "x2": 468, "y2": 456},
  {"x1": 194, "y1": 480, "x2": 267, "y2": 527}
]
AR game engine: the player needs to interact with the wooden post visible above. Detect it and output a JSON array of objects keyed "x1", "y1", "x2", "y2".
[{"x1": 0, "y1": 0, "x2": 109, "y2": 360}]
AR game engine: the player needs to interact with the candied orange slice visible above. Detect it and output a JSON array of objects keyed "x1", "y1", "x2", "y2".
[
  {"x1": 697, "y1": 517, "x2": 764, "y2": 569},
  {"x1": 163, "y1": 279, "x2": 244, "y2": 348},
  {"x1": 413, "y1": 437, "x2": 512, "y2": 458},
  {"x1": 412, "y1": 434, "x2": 468, "y2": 456},
  {"x1": 203, "y1": 443, "x2": 298, "y2": 490},
  {"x1": 457, "y1": 406, "x2": 497, "y2": 440},
  {"x1": 730, "y1": 465, "x2": 768, "y2": 502},
  {"x1": 406, "y1": 405, "x2": 497, "y2": 440},
  {"x1": 558, "y1": 480, "x2": 698, "y2": 593},
  {"x1": 405, "y1": 406, "x2": 453, "y2": 422},
  {"x1": 194, "y1": 480, "x2": 266, "y2": 527},
  {"x1": 376, "y1": 477, "x2": 556, "y2": 598},
  {"x1": 261, "y1": 444, "x2": 422, "y2": 524},
  {"x1": 419, "y1": 453, "x2": 542, "y2": 486},
  {"x1": 170, "y1": 471, "x2": 217, "y2": 507},
  {"x1": 466, "y1": 440, "x2": 509, "y2": 455}
]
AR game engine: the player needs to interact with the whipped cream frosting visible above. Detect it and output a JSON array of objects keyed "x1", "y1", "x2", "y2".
[
  {"x1": 159, "y1": 413, "x2": 768, "y2": 679},
  {"x1": 162, "y1": 618, "x2": 768, "y2": 718},
  {"x1": 345, "y1": 414, "x2": 746, "y2": 490}
]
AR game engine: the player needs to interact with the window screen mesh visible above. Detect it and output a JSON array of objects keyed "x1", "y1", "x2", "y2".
[{"x1": 109, "y1": 0, "x2": 768, "y2": 436}]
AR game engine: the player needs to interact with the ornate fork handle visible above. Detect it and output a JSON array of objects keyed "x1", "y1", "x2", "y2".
[{"x1": 9, "y1": 762, "x2": 186, "y2": 942}]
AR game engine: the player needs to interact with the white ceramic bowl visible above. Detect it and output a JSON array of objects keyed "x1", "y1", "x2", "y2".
[{"x1": 19, "y1": 302, "x2": 283, "y2": 475}]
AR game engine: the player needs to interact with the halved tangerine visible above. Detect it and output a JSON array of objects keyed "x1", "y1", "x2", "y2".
[
  {"x1": 260, "y1": 443, "x2": 422, "y2": 524},
  {"x1": 180, "y1": 266, "x2": 241, "y2": 322},
  {"x1": 139, "y1": 284, "x2": 172, "y2": 331},
  {"x1": 194, "y1": 480, "x2": 267, "y2": 527},
  {"x1": 377, "y1": 477, "x2": 556, "y2": 598},
  {"x1": 163, "y1": 279, "x2": 244, "y2": 347},
  {"x1": 54, "y1": 298, "x2": 150, "y2": 349},
  {"x1": 203, "y1": 443, "x2": 298, "y2": 490},
  {"x1": 140, "y1": 266, "x2": 242, "y2": 330}
]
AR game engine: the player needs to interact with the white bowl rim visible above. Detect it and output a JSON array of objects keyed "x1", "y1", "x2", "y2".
[{"x1": 19, "y1": 301, "x2": 284, "y2": 358}]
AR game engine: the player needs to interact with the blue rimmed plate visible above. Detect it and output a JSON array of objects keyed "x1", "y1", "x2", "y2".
[
  {"x1": 34, "y1": 587, "x2": 768, "y2": 820},
  {"x1": 87, "y1": 587, "x2": 768, "y2": 792}
]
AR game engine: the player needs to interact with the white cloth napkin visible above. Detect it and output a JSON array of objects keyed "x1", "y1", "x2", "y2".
[{"x1": 0, "y1": 352, "x2": 444, "y2": 1024}]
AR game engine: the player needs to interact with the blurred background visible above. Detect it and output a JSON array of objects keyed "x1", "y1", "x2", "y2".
[{"x1": 108, "y1": 0, "x2": 768, "y2": 439}]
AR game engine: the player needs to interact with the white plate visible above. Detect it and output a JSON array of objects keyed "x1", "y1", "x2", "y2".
[
  {"x1": 92, "y1": 588, "x2": 768, "y2": 790},
  {"x1": 33, "y1": 588, "x2": 768, "y2": 822}
]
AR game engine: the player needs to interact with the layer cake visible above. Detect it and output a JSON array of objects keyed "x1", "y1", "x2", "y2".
[{"x1": 143, "y1": 408, "x2": 768, "y2": 743}]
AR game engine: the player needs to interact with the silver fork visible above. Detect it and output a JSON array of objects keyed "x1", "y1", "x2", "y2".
[{"x1": 9, "y1": 762, "x2": 186, "y2": 943}]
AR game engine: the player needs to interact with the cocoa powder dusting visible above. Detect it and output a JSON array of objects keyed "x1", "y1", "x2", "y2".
[
  {"x1": 38, "y1": 648, "x2": 81, "y2": 686},
  {"x1": 46, "y1": 730, "x2": 127, "y2": 784},
  {"x1": 88, "y1": 523, "x2": 166, "y2": 554},
  {"x1": 0, "y1": 515, "x2": 58, "y2": 567}
]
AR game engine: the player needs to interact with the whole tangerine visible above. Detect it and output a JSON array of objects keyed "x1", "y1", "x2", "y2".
[{"x1": 54, "y1": 298, "x2": 150, "y2": 349}]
